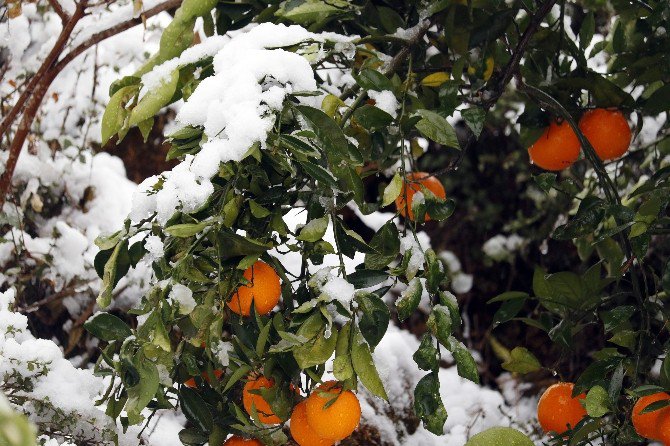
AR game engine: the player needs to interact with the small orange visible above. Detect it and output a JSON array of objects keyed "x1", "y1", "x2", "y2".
[
  {"x1": 394, "y1": 172, "x2": 446, "y2": 221},
  {"x1": 222, "y1": 436, "x2": 263, "y2": 446},
  {"x1": 184, "y1": 369, "x2": 224, "y2": 388},
  {"x1": 537, "y1": 382, "x2": 587, "y2": 434},
  {"x1": 528, "y1": 120, "x2": 581, "y2": 171},
  {"x1": 243, "y1": 375, "x2": 282, "y2": 424},
  {"x1": 657, "y1": 409, "x2": 670, "y2": 445},
  {"x1": 578, "y1": 108, "x2": 631, "y2": 161},
  {"x1": 632, "y1": 392, "x2": 670, "y2": 440},
  {"x1": 304, "y1": 381, "x2": 361, "y2": 441},
  {"x1": 227, "y1": 261, "x2": 281, "y2": 316},
  {"x1": 290, "y1": 401, "x2": 334, "y2": 446}
]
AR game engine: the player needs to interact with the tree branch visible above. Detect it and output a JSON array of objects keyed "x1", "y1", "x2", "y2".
[
  {"x1": 54, "y1": 0, "x2": 181, "y2": 72},
  {"x1": 0, "y1": 0, "x2": 181, "y2": 209},
  {"x1": 482, "y1": 0, "x2": 558, "y2": 109},
  {"x1": 47, "y1": 0, "x2": 70, "y2": 23}
]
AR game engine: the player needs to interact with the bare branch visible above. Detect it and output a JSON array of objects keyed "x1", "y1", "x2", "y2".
[
  {"x1": 54, "y1": 0, "x2": 181, "y2": 72},
  {"x1": 0, "y1": 0, "x2": 181, "y2": 208},
  {"x1": 47, "y1": 0, "x2": 70, "y2": 23}
]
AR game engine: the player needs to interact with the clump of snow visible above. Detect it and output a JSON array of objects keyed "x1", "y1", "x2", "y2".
[
  {"x1": 368, "y1": 90, "x2": 399, "y2": 118},
  {"x1": 213, "y1": 341, "x2": 234, "y2": 367},
  {"x1": 482, "y1": 234, "x2": 525, "y2": 262},
  {"x1": 168, "y1": 283, "x2": 196, "y2": 314},
  {"x1": 308, "y1": 267, "x2": 356, "y2": 305},
  {"x1": 131, "y1": 23, "x2": 354, "y2": 224},
  {"x1": 400, "y1": 235, "x2": 425, "y2": 280}
]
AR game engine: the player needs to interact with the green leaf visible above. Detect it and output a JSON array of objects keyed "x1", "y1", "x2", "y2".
[
  {"x1": 125, "y1": 355, "x2": 159, "y2": 424},
  {"x1": 501, "y1": 347, "x2": 541, "y2": 374},
  {"x1": 579, "y1": 12, "x2": 595, "y2": 49},
  {"x1": 414, "y1": 109, "x2": 459, "y2": 148},
  {"x1": 396, "y1": 277, "x2": 422, "y2": 322},
  {"x1": 347, "y1": 269, "x2": 388, "y2": 289},
  {"x1": 101, "y1": 86, "x2": 137, "y2": 145},
  {"x1": 249, "y1": 200, "x2": 271, "y2": 218},
  {"x1": 129, "y1": 70, "x2": 179, "y2": 127},
  {"x1": 216, "y1": 231, "x2": 272, "y2": 260},
  {"x1": 382, "y1": 173, "x2": 403, "y2": 207},
  {"x1": 297, "y1": 159, "x2": 339, "y2": 188},
  {"x1": 353, "y1": 104, "x2": 394, "y2": 131},
  {"x1": 276, "y1": 0, "x2": 349, "y2": 25},
  {"x1": 292, "y1": 313, "x2": 338, "y2": 369},
  {"x1": 488, "y1": 291, "x2": 530, "y2": 304},
  {"x1": 584, "y1": 386, "x2": 610, "y2": 418},
  {"x1": 84, "y1": 312, "x2": 132, "y2": 341},
  {"x1": 353, "y1": 69, "x2": 394, "y2": 92},
  {"x1": 297, "y1": 216, "x2": 329, "y2": 242},
  {"x1": 645, "y1": 84, "x2": 670, "y2": 114},
  {"x1": 427, "y1": 305, "x2": 452, "y2": 349},
  {"x1": 452, "y1": 341, "x2": 479, "y2": 384},
  {"x1": 465, "y1": 427, "x2": 534, "y2": 446},
  {"x1": 413, "y1": 334, "x2": 439, "y2": 371},
  {"x1": 179, "y1": 387, "x2": 213, "y2": 432},
  {"x1": 364, "y1": 221, "x2": 400, "y2": 270},
  {"x1": 165, "y1": 220, "x2": 212, "y2": 237},
  {"x1": 97, "y1": 240, "x2": 128, "y2": 308},
  {"x1": 357, "y1": 292, "x2": 390, "y2": 349},
  {"x1": 295, "y1": 105, "x2": 351, "y2": 162},
  {"x1": 413, "y1": 372, "x2": 447, "y2": 435},
  {"x1": 334, "y1": 321, "x2": 354, "y2": 381},
  {"x1": 461, "y1": 107, "x2": 486, "y2": 138},
  {"x1": 351, "y1": 328, "x2": 388, "y2": 400},
  {"x1": 534, "y1": 173, "x2": 557, "y2": 193}
]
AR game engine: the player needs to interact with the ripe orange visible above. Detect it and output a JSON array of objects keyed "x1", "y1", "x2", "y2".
[
  {"x1": 657, "y1": 409, "x2": 670, "y2": 445},
  {"x1": 290, "y1": 401, "x2": 334, "y2": 446},
  {"x1": 528, "y1": 120, "x2": 581, "y2": 171},
  {"x1": 304, "y1": 381, "x2": 361, "y2": 441},
  {"x1": 632, "y1": 392, "x2": 670, "y2": 440},
  {"x1": 222, "y1": 436, "x2": 263, "y2": 446},
  {"x1": 243, "y1": 375, "x2": 282, "y2": 424},
  {"x1": 394, "y1": 172, "x2": 446, "y2": 221},
  {"x1": 184, "y1": 369, "x2": 224, "y2": 388},
  {"x1": 537, "y1": 382, "x2": 587, "y2": 434},
  {"x1": 227, "y1": 261, "x2": 281, "y2": 316},
  {"x1": 578, "y1": 108, "x2": 631, "y2": 161}
]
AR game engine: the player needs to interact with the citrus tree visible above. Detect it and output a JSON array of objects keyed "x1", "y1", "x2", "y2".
[{"x1": 90, "y1": 0, "x2": 670, "y2": 445}]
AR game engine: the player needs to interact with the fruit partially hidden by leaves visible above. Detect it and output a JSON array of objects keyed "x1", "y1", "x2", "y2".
[
  {"x1": 537, "y1": 382, "x2": 587, "y2": 434},
  {"x1": 394, "y1": 172, "x2": 446, "y2": 222},
  {"x1": 632, "y1": 392, "x2": 670, "y2": 440},
  {"x1": 227, "y1": 261, "x2": 281, "y2": 316},
  {"x1": 243, "y1": 375, "x2": 282, "y2": 424},
  {"x1": 578, "y1": 108, "x2": 631, "y2": 161},
  {"x1": 464, "y1": 427, "x2": 534, "y2": 446},
  {"x1": 183, "y1": 369, "x2": 223, "y2": 388},
  {"x1": 657, "y1": 409, "x2": 670, "y2": 445},
  {"x1": 528, "y1": 120, "x2": 581, "y2": 171},
  {"x1": 222, "y1": 436, "x2": 263, "y2": 446},
  {"x1": 290, "y1": 401, "x2": 334, "y2": 446},
  {"x1": 304, "y1": 381, "x2": 361, "y2": 441}
]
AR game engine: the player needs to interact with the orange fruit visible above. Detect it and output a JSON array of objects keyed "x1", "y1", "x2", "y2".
[
  {"x1": 222, "y1": 436, "x2": 263, "y2": 446},
  {"x1": 578, "y1": 108, "x2": 631, "y2": 161},
  {"x1": 290, "y1": 401, "x2": 334, "y2": 446},
  {"x1": 227, "y1": 261, "x2": 281, "y2": 316},
  {"x1": 657, "y1": 409, "x2": 670, "y2": 445},
  {"x1": 632, "y1": 392, "x2": 670, "y2": 440},
  {"x1": 243, "y1": 375, "x2": 282, "y2": 424},
  {"x1": 394, "y1": 172, "x2": 446, "y2": 221},
  {"x1": 528, "y1": 120, "x2": 581, "y2": 171},
  {"x1": 537, "y1": 382, "x2": 587, "y2": 434},
  {"x1": 184, "y1": 369, "x2": 224, "y2": 388},
  {"x1": 304, "y1": 381, "x2": 361, "y2": 441}
]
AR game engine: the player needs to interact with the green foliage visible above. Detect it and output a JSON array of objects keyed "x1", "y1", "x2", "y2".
[{"x1": 95, "y1": 0, "x2": 670, "y2": 444}]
